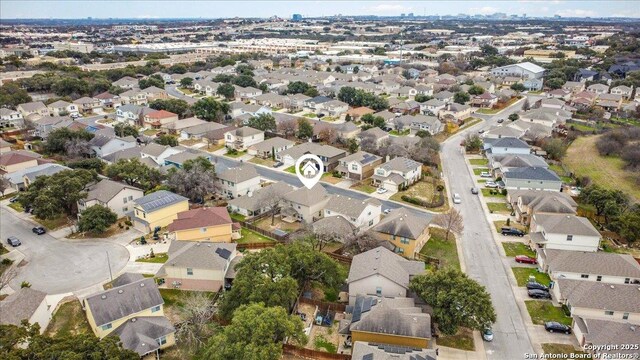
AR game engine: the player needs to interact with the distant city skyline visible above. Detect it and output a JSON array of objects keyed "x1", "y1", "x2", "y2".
[{"x1": 2, "y1": 0, "x2": 640, "y2": 19}]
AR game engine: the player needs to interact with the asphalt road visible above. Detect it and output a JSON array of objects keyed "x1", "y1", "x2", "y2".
[
  {"x1": 166, "y1": 85, "x2": 198, "y2": 105},
  {"x1": 441, "y1": 102, "x2": 534, "y2": 359},
  {"x1": 1, "y1": 206, "x2": 129, "y2": 294}
]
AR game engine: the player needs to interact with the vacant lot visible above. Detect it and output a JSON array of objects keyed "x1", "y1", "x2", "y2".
[
  {"x1": 419, "y1": 227, "x2": 461, "y2": 271},
  {"x1": 565, "y1": 135, "x2": 640, "y2": 202},
  {"x1": 45, "y1": 300, "x2": 91, "y2": 337},
  {"x1": 437, "y1": 327, "x2": 475, "y2": 351},
  {"x1": 525, "y1": 300, "x2": 572, "y2": 326},
  {"x1": 502, "y1": 242, "x2": 535, "y2": 257},
  {"x1": 512, "y1": 267, "x2": 552, "y2": 286},
  {"x1": 542, "y1": 343, "x2": 588, "y2": 357}
]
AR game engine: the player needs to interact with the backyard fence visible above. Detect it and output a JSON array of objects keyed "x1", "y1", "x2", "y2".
[
  {"x1": 282, "y1": 344, "x2": 352, "y2": 360},
  {"x1": 298, "y1": 296, "x2": 347, "y2": 313},
  {"x1": 236, "y1": 242, "x2": 277, "y2": 250},
  {"x1": 234, "y1": 219, "x2": 290, "y2": 242},
  {"x1": 324, "y1": 251, "x2": 352, "y2": 265}
]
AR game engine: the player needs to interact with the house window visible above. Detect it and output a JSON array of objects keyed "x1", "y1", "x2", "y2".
[
  {"x1": 596, "y1": 275, "x2": 602, "y2": 282},
  {"x1": 101, "y1": 323, "x2": 112, "y2": 331},
  {"x1": 201, "y1": 227, "x2": 207, "y2": 233},
  {"x1": 623, "y1": 312, "x2": 630, "y2": 320},
  {"x1": 351, "y1": 164, "x2": 358, "y2": 171},
  {"x1": 123, "y1": 197, "x2": 127, "y2": 203},
  {"x1": 187, "y1": 268, "x2": 193, "y2": 275},
  {"x1": 566, "y1": 235, "x2": 573, "y2": 241},
  {"x1": 158, "y1": 336, "x2": 167, "y2": 345},
  {"x1": 327, "y1": 210, "x2": 331, "y2": 215},
  {"x1": 580, "y1": 274, "x2": 589, "y2": 279},
  {"x1": 122, "y1": 207, "x2": 128, "y2": 212},
  {"x1": 604, "y1": 310, "x2": 614, "y2": 316},
  {"x1": 152, "y1": 305, "x2": 161, "y2": 313},
  {"x1": 369, "y1": 219, "x2": 374, "y2": 226},
  {"x1": 128, "y1": 195, "x2": 133, "y2": 201},
  {"x1": 400, "y1": 237, "x2": 410, "y2": 244},
  {"x1": 375, "y1": 287, "x2": 382, "y2": 296},
  {"x1": 624, "y1": 278, "x2": 631, "y2": 284}
]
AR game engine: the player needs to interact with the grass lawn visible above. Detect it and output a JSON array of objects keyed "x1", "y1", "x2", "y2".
[
  {"x1": 351, "y1": 182, "x2": 376, "y2": 194},
  {"x1": 34, "y1": 216, "x2": 72, "y2": 230},
  {"x1": 493, "y1": 220, "x2": 527, "y2": 233},
  {"x1": 473, "y1": 168, "x2": 490, "y2": 175},
  {"x1": 136, "y1": 252, "x2": 168, "y2": 263},
  {"x1": 502, "y1": 242, "x2": 535, "y2": 257},
  {"x1": 420, "y1": 227, "x2": 461, "y2": 271},
  {"x1": 178, "y1": 87, "x2": 194, "y2": 95},
  {"x1": 254, "y1": 216, "x2": 301, "y2": 232},
  {"x1": 548, "y1": 164, "x2": 573, "y2": 184},
  {"x1": 512, "y1": 267, "x2": 552, "y2": 286},
  {"x1": 248, "y1": 157, "x2": 276, "y2": 167},
  {"x1": 481, "y1": 188, "x2": 506, "y2": 198},
  {"x1": 389, "y1": 129, "x2": 410, "y2": 136},
  {"x1": 314, "y1": 335, "x2": 337, "y2": 353},
  {"x1": 205, "y1": 143, "x2": 225, "y2": 153},
  {"x1": 569, "y1": 123, "x2": 597, "y2": 132},
  {"x1": 236, "y1": 228, "x2": 276, "y2": 244},
  {"x1": 469, "y1": 158, "x2": 488, "y2": 166},
  {"x1": 230, "y1": 213, "x2": 246, "y2": 222},
  {"x1": 225, "y1": 150, "x2": 247, "y2": 158},
  {"x1": 437, "y1": 327, "x2": 475, "y2": 351},
  {"x1": 320, "y1": 173, "x2": 343, "y2": 184},
  {"x1": 143, "y1": 129, "x2": 159, "y2": 136},
  {"x1": 542, "y1": 344, "x2": 588, "y2": 357},
  {"x1": 459, "y1": 118, "x2": 483, "y2": 130},
  {"x1": 525, "y1": 300, "x2": 572, "y2": 326},
  {"x1": 159, "y1": 289, "x2": 216, "y2": 309},
  {"x1": 8, "y1": 202, "x2": 24, "y2": 212},
  {"x1": 45, "y1": 301, "x2": 91, "y2": 337},
  {"x1": 284, "y1": 165, "x2": 297, "y2": 174},
  {"x1": 487, "y1": 202, "x2": 511, "y2": 213},
  {"x1": 302, "y1": 113, "x2": 317, "y2": 118},
  {"x1": 565, "y1": 135, "x2": 640, "y2": 202},
  {"x1": 476, "y1": 108, "x2": 499, "y2": 115},
  {"x1": 390, "y1": 178, "x2": 448, "y2": 212}
]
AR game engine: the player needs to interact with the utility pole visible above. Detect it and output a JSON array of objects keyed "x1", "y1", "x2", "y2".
[{"x1": 106, "y1": 251, "x2": 113, "y2": 283}]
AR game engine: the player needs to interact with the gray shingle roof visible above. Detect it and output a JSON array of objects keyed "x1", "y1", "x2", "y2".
[
  {"x1": 487, "y1": 137, "x2": 530, "y2": 149},
  {"x1": 85, "y1": 276, "x2": 164, "y2": 326},
  {"x1": 133, "y1": 190, "x2": 188, "y2": 212},
  {"x1": 534, "y1": 214, "x2": 600, "y2": 237},
  {"x1": 111, "y1": 316, "x2": 175, "y2": 356},
  {"x1": 373, "y1": 209, "x2": 430, "y2": 240},
  {"x1": 216, "y1": 164, "x2": 259, "y2": 183},
  {"x1": 348, "y1": 246, "x2": 424, "y2": 288},
  {"x1": 0, "y1": 288, "x2": 47, "y2": 326},
  {"x1": 284, "y1": 184, "x2": 328, "y2": 207},
  {"x1": 504, "y1": 167, "x2": 561, "y2": 181},
  {"x1": 85, "y1": 179, "x2": 142, "y2": 204},
  {"x1": 161, "y1": 241, "x2": 236, "y2": 271},
  {"x1": 542, "y1": 249, "x2": 640, "y2": 278},
  {"x1": 558, "y1": 279, "x2": 640, "y2": 312},
  {"x1": 248, "y1": 137, "x2": 294, "y2": 152},
  {"x1": 351, "y1": 342, "x2": 437, "y2": 360},
  {"x1": 377, "y1": 157, "x2": 421, "y2": 173},
  {"x1": 347, "y1": 296, "x2": 431, "y2": 339},
  {"x1": 573, "y1": 317, "x2": 640, "y2": 355},
  {"x1": 324, "y1": 195, "x2": 381, "y2": 219},
  {"x1": 227, "y1": 182, "x2": 296, "y2": 212}
]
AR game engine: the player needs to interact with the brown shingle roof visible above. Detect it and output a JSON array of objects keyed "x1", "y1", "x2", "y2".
[{"x1": 168, "y1": 207, "x2": 232, "y2": 232}]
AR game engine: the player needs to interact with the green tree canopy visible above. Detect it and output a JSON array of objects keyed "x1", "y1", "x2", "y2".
[
  {"x1": 43, "y1": 128, "x2": 94, "y2": 154},
  {"x1": 247, "y1": 113, "x2": 276, "y2": 132},
  {"x1": 78, "y1": 205, "x2": 118, "y2": 233},
  {"x1": 105, "y1": 158, "x2": 163, "y2": 191},
  {"x1": 216, "y1": 83, "x2": 236, "y2": 100},
  {"x1": 297, "y1": 118, "x2": 314, "y2": 139},
  {"x1": 180, "y1": 77, "x2": 193, "y2": 87},
  {"x1": 113, "y1": 123, "x2": 139, "y2": 137},
  {"x1": 192, "y1": 98, "x2": 230, "y2": 122},
  {"x1": 0, "y1": 82, "x2": 32, "y2": 108},
  {"x1": 156, "y1": 134, "x2": 179, "y2": 146},
  {"x1": 467, "y1": 85, "x2": 485, "y2": 95},
  {"x1": 410, "y1": 269, "x2": 496, "y2": 335},
  {"x1": 149, "y1": 98, "x2": 190, "y2": 118},
  {"x1": 337, "y1": 86, "x2": 388, "y2": 111},
  {"x1": 138, "y1": 75, "x2": 164, "y2": 89},
  {"x1": 453, "y1": 92, "x2": 470, "y2": 104},
  {"x1": 232, "y1": 75, "x2": 258, "y2": 88}
]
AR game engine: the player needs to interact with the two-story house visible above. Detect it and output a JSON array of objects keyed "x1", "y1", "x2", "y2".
[
  {"x1": 73, "y1": 97, "x2": 102, "y2": 114},
  {"x1": 89, "y1": 134, "x2": 137, "y2": 158},
  {"x1": 167, "y1": 207, "x2": 238, "y2": 242},
  {"x1": 372, "y1": 209, "x2": 431, "y2": 258},
  {"x1": 282, "y1": 184, "x2": 330, "y2": 223},
  {"x1": 78, "y1": 179, "x2": 144, "y2": 218},
  {"x1": 277, "y1": 142, "x2": 347, "y2": 172},
  {"x1": 17, "y1": 101, "x2": 49, "y2": 120},
  {"x1": 224, "y1": 126, "x2": 264, "y2": 151},
  {"x1": 216, "y1": 165, "x2": 261, "y2": 199},
  {"x1": 140, "y1": 143, "x2": 184, "y2": 166},
  {"x1": 116, "y1": 104, "x2": 155, "y2": 126},
  {"x1": 334, "y1": 151, "x2": 383, "y2": 181},
  {"x1": 47, "y1": 100, "x2": 79, "y2": 117},
  {"x1": 529, "y1": 213, "x2": 601, "y2": 252},
  {"x1": 371, "y1": 157, "x2": 422, "y2": 192},
  {"x1": 323, "y1": 195, "x2": 381, "y2": 231},
  {"x1": 503, "y1": 167, "x2": 563, "y2": 192},
  {"x1": 508, "y1": 190, "x2": 577, "y2": 226},
  {"x1": 483, "y1": 137, "x2": 530, "y2": 155},
  {"x1": 143, "y1": 109, "x2": 179, "y2": 129},
  {"x1": 132, "y1": 190, "x2": 189, "y2": 232},
  {"x1": 0, "y1": 108, "x2": 24, "y2": 129},
  {"x1": 246, "y1": 137, "x2": 294, "y2": 159}
]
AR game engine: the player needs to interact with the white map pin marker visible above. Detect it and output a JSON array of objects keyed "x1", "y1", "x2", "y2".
[{"x1": 295, "y1": 153, "x2": 324, "y2": 189}]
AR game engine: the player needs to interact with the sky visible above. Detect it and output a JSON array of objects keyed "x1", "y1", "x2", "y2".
[{"x1": 2, "y1": 0, "x2": 639, "y2": 19}]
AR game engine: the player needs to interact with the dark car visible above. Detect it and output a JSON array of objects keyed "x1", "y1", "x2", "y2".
[
  {"x1": 501, "y1": 227, "x2": 525, "y2": 237},
  {"x1": 32, "y1": 227, "x2": 46, "y2": 235},
  {"x1": 515, "y1": 255, "x2": 537, "y2": 264},
  {"x1": 273, "y1": 161, "x2": 284, "y2": 168},
  {"x1": 544, "y1": 322, "x2": 571, "y2": 334},
  {"x1": 526, "y1": 282, "x2": 549, "y2": 291},
  {"x1": 528, "y1": 289, "x2": 551, "y2": 299},
  {"x1": 497, "y1": 118, "x2": 504, "y2": 123},
  {"x1": 7, "y1": 236, "x2": 21, "y2": 247}
]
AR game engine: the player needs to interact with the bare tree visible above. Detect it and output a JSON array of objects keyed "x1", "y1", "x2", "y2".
[
  {"x1": 64, "y1": 139, "x2": 91, "y2": 159},
  {"x1": 175, "y1": 292, "x2": 219, "y2": 351},
  {"x1": 359, "y1": 133, "x2": 378, "y2": 154},
  {"x1": 167, "y1": 160, "x2": 218, "y2": 202},
  {"x1": 202, "y1": 131, "x2": 220, "y2": 151},
  {"x1": 318, "y1": 127, "x2": 338, "y2": 144},
  {"x1": 434, "y1": 208, "x2": 464, "y2": 241},
  {"x1": 0, "y1": 262, "x2": 17, "y2": 293},
  {"x1": 277, "y1": 119, "x2": 297, "y2": 139},
  {"x1": 0, "y1": 177, "x2": 9, "y2": 196},
  {"x1": 255, "y1": 186, "x2": 285, "y2": 226},
  {"x1": 344, "y1": 231, "x2": 385, "y2": 255}
]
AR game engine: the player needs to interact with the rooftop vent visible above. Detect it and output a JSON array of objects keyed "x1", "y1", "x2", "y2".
[
  {"x1": 101, "y1": 295, "x2": 107, "y2": 300},
  {"x1": 140, "y1": 283, "x2": 145, "y2": 287},
  {"x1": 118, "y1": 289, "x2": 124, "y2": 294}
]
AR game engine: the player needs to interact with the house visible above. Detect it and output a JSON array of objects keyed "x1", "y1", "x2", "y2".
[
  {"x1": 586, "y1": 83, "x2": 610, "y2": 95},
  {"x1": 78, "y1": 179, "x2": 144, "y2": 218},
  {"x1": 143, "y1": 110, "x2": 179, "y2": 129},
  {"x1": 89, "y1": 134, "x2": 137, "y2": 158},
  {"x1": 282, "y1": 184, "x2": 330, "y2": 223},
  {"x1": 140, "y1": 143, "x2": 184, "y2": 165},
  {"x1": 132, "y1": 190, "x2": 189, "y2": 232},
  {"x1": 178, "y1": 121, "x2": 228, "y2": 140},
  {"x1": 277, "y1": 142, "x2": 346, "y2": 172},
  {"x1": 235, "y1": 86, "x2": 262, "y2": 101},
  {"x1": 487, "y1": 153, "x2": 548, "y2": 177},
  {"x1": 438, "y1": 103, "x2": 473, "y2": 121},
  {"x1": 393, "y1": 114, "x2": 443, "y2": 135},
  {"x1": 119, "y1": 89, "x2": 148, "y2": 106},
  {"x1": 334, "y1": 151, "x2": 383, "y2": 180},
  {"x1": 224, "y1": 127, "x2": 264, "y2": 151},
  {"x1": 0, "y1": 151, "x2": 41, "y2": 174},
  {"x1": 490, "y1": 62, "x2": 545, "y2": 83},
  {"x1": 227, "y1": 182, "x2": 295, "y2": 217},
  {"x1": 0, "y1": 138, "x2": 11, "y2": 154},
  {"x1": 116, "y1": 104, "x2": 155, "y2": 126},
  {"x1": 94, "y1": 91, "x2": 122, "y2": 109},
  {"x1": 508, "y1": 190, "x2": 577, "y2": 226},
  {"x1": 483, "y1": 137, "x2": 530, "y2": 155},
  {"x1": 372, "y1": 208, "x2": 431, "y2": 257},
  {"x1": 0, "y1": 288, "x2": 51, "y2": 334},
  {"x1": 141, "y1": 86, "x2": 169, "y2": 102},
  {"x1": 554, "y1": 279, "x2": 640, "y2": 323},
  {"x1": 0, "y1": 108, "x2": 24, "y2": 129},
  {"x1": 573, "y1": 317, "x2": 640, "y2": 358},
  {"x1": 164, "y1": 150, "x2": 211, "y2": 169},
  {"x1": 371, "y1": 157, "x2": 422, "y2": 192},
  {"x1": 246, "y1": 137, "x2": 294, "y2": 158},
  {"x1": 389, "y1": 100, "x2": 421, "y2": 115},
  {"x1": 83, "y1": 274, "x2": 175, "y2": 356},
  {"x1": 503, "y1": 167, "x2": 563, "y2": 191},
  {"x1": 17, "y1": 101, "x2": 48, "y2": 120},
  {"x1": 351, "y1": 342, "x2": 437, "y2": 360},
  {"x1": 73, "y1": 97, "x2": 102, "y2": 114},
  {"x1": 530, "y1": 213, "x2": 601, "y2": 252},
  {"x1": 285, "y1": 93, "x2": 311, "y2": 111},
  {"x1": 346, "y1": 106, "x2": 375, "y2": 122},
  {"x1": 216, "y1": 164, "x2": 261, "y2": 199},
  {"x1": 157, "y1": 241, "x2": 238, "y2": 292},
  {"x1": 112, "y1": 76, "x2": 139, "y2": 89},
  {"x1": 253, "y1": 92, "x2": 287, "y2": 108},
  {"x1": 340, "y1": 296, "x2": 432, "y2": 349},
  {"x1": 168, "y1": 207, "x2": 237, "y2": 242},
  {"x1": 357, "y1": 127, "x2": 389, "y2": 147},
  {"x1": 420, "y1": 98, "x2": 446, "y2": 116},
  {"x1": 433, "y1": 91, "x2": 454, "y2": 103},
  {"x1": 19, "y1": 163, "x2": 69, "y2": 189},
  {"x1": 470, "y1": 92, "x2": 498, "y2": 108},
  {"x1": 536, "y1": 248, "x2": 640, "y2": 285},
  {"x1": 347, "y1": 246, "x2": 424, "y2": 305},
  {"x1": 167, "y1": 117, "x2": 207, "y2": 136},
  {"x1": 562, "y1": 81, "x2": 585, "y2": 94},
  {"x1": 323, "y1": 195, "x2": 382, "y2": 231},
  {"x1": 47, "y1": 100, "x2": 79, "y2": 116},
  {"x1": 483, "y1": 125, "x2": 524, "y2": 140}
]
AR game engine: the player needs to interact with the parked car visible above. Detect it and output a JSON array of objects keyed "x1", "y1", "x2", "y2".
[
  {"x1": 501, "y1": 227, "x2": 525, "y2": 237},
  {"x1": 485, "y1": 181, "x2": 499, "y2": 188},
  {"x1": 9, "y1": 196, "x2": 19, "y2": 203},
  {"x1": 452, "y1": 193, "x2": 462, "y2": 204},
  {"x1": 32, "y1": 227, "x2": 46, "y2": 235},
  {"x1": 497, "y1": 118, "x2": 504, "y2": 123},
  {"x1": 544, "y1": 322, "x2": 571, "y2": 334},
  {"x1": 526, "y1": 282, "x2": 549, "y2": 291},
  {"x1": 6, "y1": 236, "x2": 21, "y2": 247},
  {"x1": 478, "y1": 129, "x2": 485, "y2": 134},
  {"x1": 482, "y1": 328, "x2": 494, "y2": 342},
  {"x1": 528, "y1": 289, "x2": 551, "y2": 299},
  {"x1": 376, "y1": 187, "x2": 388, "y2": 194},
  {"x1": 515, "y1": 255, "x2": 537, "y2": 264},
  {"x1": 383, "y1": 208, "x2": 392, "y2": 214},
  {"x1": 343, "y1": 335, "x2": 352, "y2": 348},
  {"x1": 272, "y1": 161, "x2": 284, "y2": 168},
  {"x1": 480, "y1": 171, "x2": 492, "y2": 178},
  {"x1": 471, "y1": 187, "x2": 479, "y2": 194}
]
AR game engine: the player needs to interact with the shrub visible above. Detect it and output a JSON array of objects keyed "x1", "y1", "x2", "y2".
[
  {"x1": 21, "y1": 281, "x2": 31, "y2": 288},
  {"x1": 124, "y1": 220, "x2": 132, "y2": 226},
  {"x1": 1, "y1": 258, "x2": 13, "y2": 265},
  {"x1": 506, "y1": 218, "x2": 511, "y2": 226},
  {"x1": 501, "y1": 189, "x2": 508, "y2": 196}
]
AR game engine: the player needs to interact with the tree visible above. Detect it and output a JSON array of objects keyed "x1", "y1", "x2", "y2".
[
  {"x1": 303, "y1": 87, "x2": 319, "y2": 97},
  {"x1": 415, "y1": 94, "x2": 433, "y2": 103},
  {"x1": 580, "y1": 185, "x2": 629, "y2": 223},
  {"x1": 232, "y1": 74, "x2": 258, "y2": 88},
  {"x1": 297, "y1": 118, "x2": 313, "y2": 139},
  {"x1": 277, "y1": 119, "x2": 297, "y2": 138},
  {"x1": 343, "y1": 231, "x2": 385, "y2": 255},
  {"x1": 113, "y1": 123, "x2": 139, "y2": 137},
  {"x1": 0, "y1": 82, "x2": 32, "y2": 107},
  {"x1": 247, "y1": 113, "x2": 277, "y2": 132},
  {"x1": 508, "y1": 113, "x2": 519, "y2": 121},
  {"x1": 180, "y1": 77, "x2": 194, "y2": 88},
  {"x1": 167, "y1": 156, "x2": 216, "y2": 202},
  {"x1": 481, "y1": 44, "x2": 499, "y2": 56},
  {"x1": 410, "y1": 269, "x2": 496, "y2": 335},
  {"x1": 156, "y1": 134, "x2": 179, "y2": 146},
  {"x1": 77, "y1": 205, "x2": 118, "y2": 233},
  {"x1": 203, "y1": 303, "x2": 306, "y2": 360},
  {"x1": 67, "y1": 158, "x2": 104, "y2": 172},
  {"x1": 453, "y1": 92, "x2": 470, "y2": 104},
  {"x1": 0, "y1": 322, "x2": 138, "y2": 359},
  {"x1": 63, "y1": 138, "x2": 91, "y2": 159},
  {"x1": 542, "y1": 138, "x2": 567, "y2": 161},
  {"x1": 545, "y1": 78, "x2": 565, "y2": 90},
  {"x1": 169, "y1": 63, "x2": 188, "y2": 74},
  {"x1": 510, "y1": 83, "x2": 526, "y2": 92},
  {"x1": 43, "y1": 128, "x2": 94, "y2": 155},
  {"x1": 176, "y1": 292, "x2": 219, "y2": 353},
  {"x1": 105, "y1": 158, "x2": 163, "y2": 191},
  {"x1": 256, "y1": 185, "x2": 286, "y2": 226},
  {"x1": 347, "y1": 138, "x2": 359, "y2": 153},
  {"x1": 286, "y1": 81, "x2": 312, "y2": 95},
  {"x1": 138, "y1": 75, "x2": 164, "y2": 89},
  {"x1": 216, "y1": 83, "x2": 236, "y2": 100},
  {"x1": 0, "y1": 261, "x2": 17, "y2": 293},
  {"x1": 467, "y1": 85, "x2": 484, "y2": 95},
  {"x1": 337, "y1": 86, "x2": 389, "y2": 111},
  {"x1": 612, "y1": 204, "x2": 640, "y2": 243},
  {"x1": 463, "y1": 133, "x2": 483, "y2": 152},
  {"x1": 149, "y1": 99, "x2": 190, "y2": 118},
  {"x1": 434, "y1": 209, "x2": 464, "y2": 241},
  {"x1": 193, "y1": 97, "x2": 230, "y2": 122}
]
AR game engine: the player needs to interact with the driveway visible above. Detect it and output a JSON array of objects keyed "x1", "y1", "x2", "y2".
[
  {"x1": 1, "y1": 206, "x2": 129, "y2": 294},
  {"x1": 440, "y1": 105, "x2": 534, "y2": 358}
]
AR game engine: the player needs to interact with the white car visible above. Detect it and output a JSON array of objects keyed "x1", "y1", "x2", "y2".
[
  {"x1": 383, "y1": 209, "x2": 392, "y2": 214},
  {"x1": 480, "y1": 171, "x2": 492, "y2": 178},
  {"x1": 485, "y1": 181, "x2": 499, "y2": 188},
  {"x1": 376, "y1": 187, "x2": 388, "y2": 194},
  {"x1": 452, "y1": 193, "x2": 462, "y2": 204}
]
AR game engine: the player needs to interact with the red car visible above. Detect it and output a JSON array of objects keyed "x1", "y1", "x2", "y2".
[{"x1": 515, "y1": 255, "x2": 537, "y2": 264}]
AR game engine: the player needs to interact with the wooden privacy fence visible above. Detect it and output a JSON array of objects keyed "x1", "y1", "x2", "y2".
[
  {"x1": 324, "y1": 251, "x2": 352, "y2": 265},
  {"x1": 283, "y1": 344, "x2": 351, "y2": 360},
  {"x1": 236, "y1": 242, "x2": 277, "y2": 250},
  {"x1": 298, "y1": 296, "x2": 347, "y2": 313},
  {"x1": 235, "y1": 219, "x2": 289, "y2": 242}
]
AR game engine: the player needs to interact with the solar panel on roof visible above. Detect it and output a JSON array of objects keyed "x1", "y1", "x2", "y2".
[
  {"x1": 361, "y1": 298, "x2": 372, "y2": 313},
  {"x1": 352, "y1": 297, "x2": 364, "y2": 322},
  {"x1": 361, "y1": 153, "x2": 377, "y2": 165},
  {"x1": 215, "y1": 248, "x2": 232, "y2": 260},
  {"x1": 362, "y1": 354, "x2": 374, "y2": 360}
]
